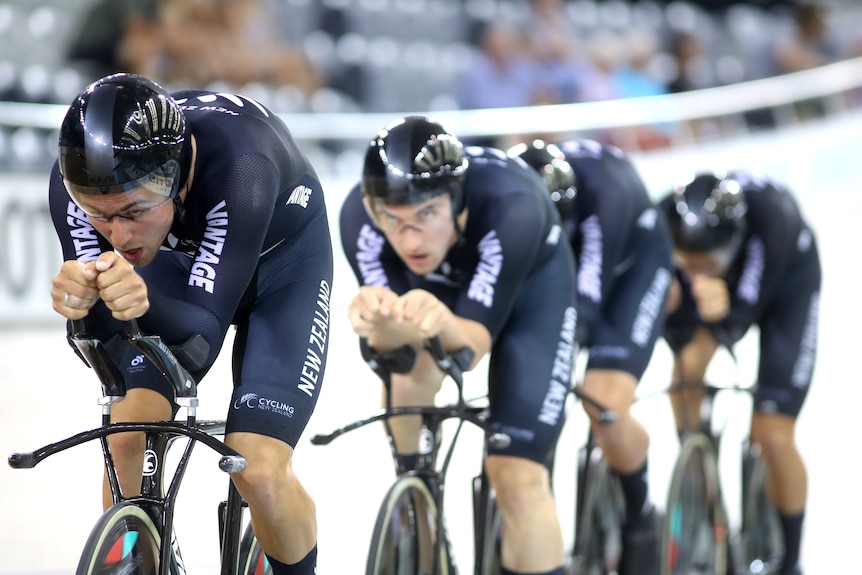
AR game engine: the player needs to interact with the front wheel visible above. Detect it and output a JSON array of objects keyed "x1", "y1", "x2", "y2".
[
  {"x1": 77, "y1": 503, "x2": 162, "y2": 575},
  {"x1": 660, "y1": 433, "x2": 728, "y2": 575},
  {"x1": 366, "y1": 474, "x2": 448, "y2": 575},
  {"x1": 571, "y1": 449, "x2": 625, "y2": 575},
  {"x1": 740, "y1": 442, "x2": 783, "y2": 574}
]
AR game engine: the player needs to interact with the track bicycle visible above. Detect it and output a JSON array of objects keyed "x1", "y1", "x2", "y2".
[
  {"x1": 659, "y1": 378, "x2": 731, "y2": 575},
  {"x1": 565, "y1": 387, "x2": 621, "y2": 575},
  {"x1": 311, "y1": 336, "x2": 510, "y2": 575},
  {"x1": 8, "y1": 318, "x2": 272, "y2": 575},
  {"x1": 659, "y1": 373, "x2": 783, "y2": 575}
]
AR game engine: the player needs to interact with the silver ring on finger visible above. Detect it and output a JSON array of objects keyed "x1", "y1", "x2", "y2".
[{"x1": 64, "y1": 292, "x2": 72, "y2": 307}]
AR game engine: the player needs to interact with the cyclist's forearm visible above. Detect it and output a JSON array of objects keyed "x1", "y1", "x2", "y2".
[{"x1": 437, "y1": 315, "x2": 490, "y2": 371}]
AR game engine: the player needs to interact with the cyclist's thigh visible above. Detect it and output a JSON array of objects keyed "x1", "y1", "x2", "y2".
[
  {"x1": 227, "y1": 223, "x2": 334, "y2": 448},
  {"x1": 586, "y1": 230, "x2": 673, "y2": 381},
  {"x1": 487, "y1": 245, "x2": 576, "y2": 466},
  {"x1": 755, "y1": 243, "x2": 821, "y2": 418}
]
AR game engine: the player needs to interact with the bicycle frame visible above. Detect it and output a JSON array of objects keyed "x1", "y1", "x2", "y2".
[{"x1": 8, "y1": 319, "x2": 249, "y2": 575}]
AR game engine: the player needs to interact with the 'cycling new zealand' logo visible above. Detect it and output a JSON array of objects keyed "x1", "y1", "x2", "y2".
[
  {"x1": 128, "y1": 354, "x2": 147, "y2": 374},
  {"x1": 233, "y1": 393, "x2": 295, "y2": 417}
]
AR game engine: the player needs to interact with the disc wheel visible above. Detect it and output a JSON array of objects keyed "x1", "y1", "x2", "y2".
[
  {"x1": 77, "y1": 503, "x2": 162, "y2": 575},
  {"x1": 238, "y1": 521, "x2": 273, "y2": 575}
]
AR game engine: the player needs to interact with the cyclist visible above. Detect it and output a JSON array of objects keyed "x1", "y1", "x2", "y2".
[
  {"x1": 48, "y1": 73, "x2": 332, "y2": 575},
  {"x1": 659, "y1": 171, "x2": 819, "y2": 575},
  {"x1": 340, "y1": 116, "x2": 577, "y2": 575},
  {"x1": 510, "y1": 139, "x2": 672, "y2": 574}
]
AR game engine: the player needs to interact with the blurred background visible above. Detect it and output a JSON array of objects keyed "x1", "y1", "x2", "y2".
[{"x1": 1, "y1": 0, "x2": 861, "y2": 573}]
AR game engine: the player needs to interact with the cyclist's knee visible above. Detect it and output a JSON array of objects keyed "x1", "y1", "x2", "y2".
[
  {"x1": 751, "y1": 413, "x2": 798, "y2": 464},
  {"x1": 228, "y1": 433, "x2": 295, "y2": 493},
  {"x1": 485, "y1": 456, "x2": 551, "y2": 518},
  {"x1": 580, "y1": 369, "x2": 638, "y2": 424}
]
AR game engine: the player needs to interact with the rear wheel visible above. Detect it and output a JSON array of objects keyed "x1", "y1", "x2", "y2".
[
  {"x1": 740, "y1": 442, "x2": 783, "y2": 574},
  {"x1": 238, "y1": 522, "x2": 273, "y2": 575},
  {"x1": 366, "y1": 475, "x2": 448, "y2": 575},
  {"x1": 77, "y1": 503, "x2": 161, "y2": 575},
  {"x1": 571, "y1": 449, "x2": 625, "y2": 575},
  {"x1": 660, "y1": 433, "x2": 728, "y2": 575}
]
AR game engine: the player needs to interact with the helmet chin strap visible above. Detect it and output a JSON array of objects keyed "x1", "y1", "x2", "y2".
[
  {"x1": 452, "y1": 206, "x2": 467, "y2": 248},
  {"x1": 171, "y1": 134, "x2": 195, "y2": 227},
  {"x1": 172, "y1": 195, "x2": 186, "y2": 226}
]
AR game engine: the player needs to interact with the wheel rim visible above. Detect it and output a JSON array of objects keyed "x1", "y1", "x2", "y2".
[
  {"x1": 662, "y1": 436, "x2": 726, "y2": 575},
  {"x1": 86, "y1": 509, "x2": 161, "y2": 575},
  {"x1": 369, "y1": 478, "x2": 442, "y2": 575}
]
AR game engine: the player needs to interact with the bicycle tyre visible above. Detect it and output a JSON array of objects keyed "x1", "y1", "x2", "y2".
[
  {"x1": 660, "y1": 433, "x2": 728, "y2": 575},
  {"x1": 238, "y1": 521, "x2": 273, "y2": 575},
  {"x1": 740, "y1": 444, "x2": 783, "y2": 574},
  {"x1": 476, "y1": 487, "x2": 503, "y2": 575},
  {"x1": 571, "y1": 450, "x2": 625, "y2": 575},
  {"x1": 77, "y1": 502, "x2": 162, "y2": 575},
  {"x1": 366, "y1": 475, "x2": 448, "y2": 575}
]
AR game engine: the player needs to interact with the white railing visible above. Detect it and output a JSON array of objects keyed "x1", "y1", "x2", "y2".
[{"x1": 2, "y1": 56, "x2": 861, "y2": 144}]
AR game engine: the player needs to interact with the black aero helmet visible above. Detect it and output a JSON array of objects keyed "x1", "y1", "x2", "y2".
[
  {"x1": 664, "y1": 172, "x2": 748, "y2": 254},
  {"x1": 58, "y1": 73, "x2": 187, "y2": 205},
  {"x1": 507, "y1": 139, "x2": 577, "y2": 220},
  {"x1": 362, "y1": 116, "x2": 469, "y2": 215}
]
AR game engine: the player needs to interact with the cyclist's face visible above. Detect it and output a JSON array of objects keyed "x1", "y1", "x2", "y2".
[
  {"x1": 674, "y1": 249, "x2": 732, "y2": 278},
  {"x1": 76, "y1": 187, "x2": 175, "y2": 267},
  {"x1": 371, "y1": 195, "x2": 458, "y2": 276}
]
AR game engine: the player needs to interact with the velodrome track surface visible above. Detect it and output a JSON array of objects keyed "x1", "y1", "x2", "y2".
[{"x1": 3, "y1": 118, "x2": 861, "y2": 572}]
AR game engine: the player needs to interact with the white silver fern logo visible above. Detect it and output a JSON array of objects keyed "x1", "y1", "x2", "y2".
[
  {"x1": 414, "y1": 134, "x2": 463, "y2": 176},
  {"x1": 234, "y1": 393, "x2": 259, "y2": 409}
]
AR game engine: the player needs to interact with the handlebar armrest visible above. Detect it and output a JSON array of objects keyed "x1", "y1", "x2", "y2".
[{"x1": 359, "y1": 338, "x2": 418, "y2": 380}]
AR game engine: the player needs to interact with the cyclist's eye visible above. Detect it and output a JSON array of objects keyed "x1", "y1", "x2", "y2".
[
  {"x1": 123, "y1": 209, "x2": 148, "y2": 219},
  {"x1": 419, "y1": 208, "x2": 437, "y2": 220}
]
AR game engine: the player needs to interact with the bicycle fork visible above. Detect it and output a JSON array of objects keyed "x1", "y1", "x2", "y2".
[{"x1": 218, "y1": 481, "x2": 247, "y2": 575}]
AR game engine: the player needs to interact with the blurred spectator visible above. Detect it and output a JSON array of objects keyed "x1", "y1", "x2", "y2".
[
  {"x1": 665, "y1": 31, "x2": 722, "y2": 142},
  {"x1": 612, "y1": 28, "x2": 669, "y2": 99},
  {"x1": 579, "y1": 30, "x2": 624, "y2": 103},
  {"x1": 457, "y1": 21, "x2": 544, "y2": 110},
  {"x1": 610, "y1": 28, "x2": 673, "y2": 150},
  {"x1": 762, "y1": 2, "x2": 844, "y2": 121},
  {"x1": 523, "y1": 0, "x2": 591, "y2": 103},
  {"x1": 65, "y1": 0, "x2": 161, "y2": 82},
  {"x1": 771, "y1": 3, "x2": 842, "y2": 75},
  {"x1": 220, "y1": 0, "x2": 322, "y2": 95},
  {"x1": 158, "y1": 0, "x2": 322, "y2": 97},
  {"x1": 456, "y1": 21, "x2": 546, "y2": 147},
  {"x1": 666, "y1": 31, "x2": 715, "y2": 93}
]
